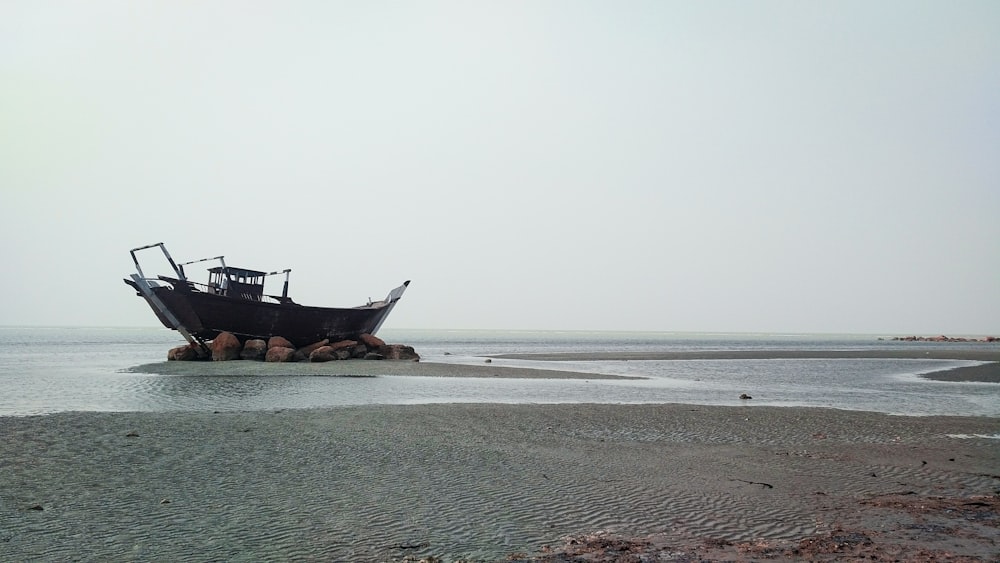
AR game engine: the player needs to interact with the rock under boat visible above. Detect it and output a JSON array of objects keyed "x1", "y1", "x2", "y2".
[{"x1": 124, "y1": 242, "x2": 409, "y2": 351}]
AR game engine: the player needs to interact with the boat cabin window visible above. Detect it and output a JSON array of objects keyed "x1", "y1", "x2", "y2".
[{"x1": 208, "y1": 266, "x2": 266, "y2": 301}]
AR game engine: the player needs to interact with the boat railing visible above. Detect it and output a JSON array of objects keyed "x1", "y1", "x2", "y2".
[
  {"x1": 130, "y1": 243, "x2": 294, "y2": 304},
  {"x1": 130, "y1": 242, "x2": 185, "y2": 281},
  {"x1": 150, "y1": 276, "x2": 291, "y2": 304}
]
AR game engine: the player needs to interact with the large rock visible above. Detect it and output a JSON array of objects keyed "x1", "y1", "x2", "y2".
[
  {"x1": 329, "y1": 339, "x2": 358, "y2": 352},
  {"x1": 298, "y1": 339, "x2": 329, "y2": 357},
  {"x1": 377, "y1": 344, "x2": 420, "y2": 361},
  {"x1": 265, "y1": 347, "x2": 296, "y2": 363},
  {"x1": 168, "y1": 344, "x2": 199, "y2": 361},
  {"x1": 307, "y1": 346, "x2": 352, "y2": 362},
  {"x1": 359, "y1": 333, "x2": 385, "y2": 349},
  {"x1": 267, "y1": 336, "x2": 295, "y2": 350},
  {"x1": 351, "y1": 343, "x2": 369, "y2": 359},
  {"x1": 309, "y1": 346, "x2": 336, "y2": 362},
  {"x1": 211, "y1": 332, "x2": 241, "y2": 361},
  {"x1": 240, "y1": 339, "x2": 268, "y2": 361}
]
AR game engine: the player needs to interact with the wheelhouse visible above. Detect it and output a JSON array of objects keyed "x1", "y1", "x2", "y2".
[{"x1": 208, "y1": 266, "x2": 267, "y2": 300}]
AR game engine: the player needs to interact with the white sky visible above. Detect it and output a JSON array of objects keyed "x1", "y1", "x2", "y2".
[{"x1": 2, "y1": 1, "x2": 998, "y2": 335}]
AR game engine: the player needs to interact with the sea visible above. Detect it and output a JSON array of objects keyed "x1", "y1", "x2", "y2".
[{"x1": 0, "y1": 327, "x2": 997, "y2": 418}]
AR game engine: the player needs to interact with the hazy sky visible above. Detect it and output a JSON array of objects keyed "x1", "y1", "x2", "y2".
[{"x1": 2, "y1": 1, "x2": 998, "y2": 335}]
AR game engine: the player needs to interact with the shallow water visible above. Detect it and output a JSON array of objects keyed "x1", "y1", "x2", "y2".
[{"x1": 0, "y1": 327, "x2": 997, "y2": 417}]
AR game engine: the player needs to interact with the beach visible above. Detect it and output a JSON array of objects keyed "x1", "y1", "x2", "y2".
[
  {"x1": 3, "y1": 355, "x2": 999, "y2": 561},
  {"x1": 132, "y1": 347, "x2": 1000, "y2": 383},
  {"x1": 491, "y1": 349, "x2": 1000, "y2": 383}
]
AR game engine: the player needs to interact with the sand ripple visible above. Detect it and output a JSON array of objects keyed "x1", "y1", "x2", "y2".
[{"x1": 2, "y1": 404, "x2": 997, "y2": 561}]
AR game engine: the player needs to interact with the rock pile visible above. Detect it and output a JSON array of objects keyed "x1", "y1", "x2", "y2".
[
  {"x1": 167, "y1": 332, "x2": 420, "y2": 363},
  {"x1": 887, "y1": 335, "x2": 998, "y2": 343}
]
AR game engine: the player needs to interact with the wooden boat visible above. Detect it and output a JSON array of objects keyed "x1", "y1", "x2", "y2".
[{"x1": 124, "y1": 242, "x2": 409, "y2": 351}]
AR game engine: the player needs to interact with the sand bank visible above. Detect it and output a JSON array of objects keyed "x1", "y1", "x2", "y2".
[
  {"x1": 132, "y1": 348, "x2": 1000, "y2": 383},
  {"x1": 491, "y1": 349, "x2": 1000, "y2": 383},
  {"x1": 129, "y1": 359, "x2": 636, "y2": 379},
  {"x1": 2, "y1": 404, "x2": 997, "y2": 561}
]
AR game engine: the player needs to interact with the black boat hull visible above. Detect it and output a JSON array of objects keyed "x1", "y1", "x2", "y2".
[{"x1": 126, "y1": 279, "x2": 407, "y2": 347}]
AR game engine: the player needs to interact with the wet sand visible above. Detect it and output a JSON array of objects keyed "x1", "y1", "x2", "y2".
[
  {"x1": 131, "y1": 347, "x2": 1000, "y2": 383},
  {"x1": 920, "y1": 361, "x2": 1000, "y2": 383},
  {"x1": 2, "y1": 403, "x2": 998, "y2": 561},
  {"x1": 491, "y1": 349, "x2": 1000, "y2": 383},
  {"x1": 128, "y1": 358, "x2": 637, "y2": 379}
]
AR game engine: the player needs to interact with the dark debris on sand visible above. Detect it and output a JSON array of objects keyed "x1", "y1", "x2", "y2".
[
  {"x1": 860, "y1": 493, "x2": 1000, "y2": 526},
  {"x1": 509, "y1": 494, "x2": 1000, "y2": 563}
]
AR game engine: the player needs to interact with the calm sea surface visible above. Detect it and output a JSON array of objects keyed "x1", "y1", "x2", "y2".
[{"x1": 0, "y1": 327, "x2": 997, "y2": 417}]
